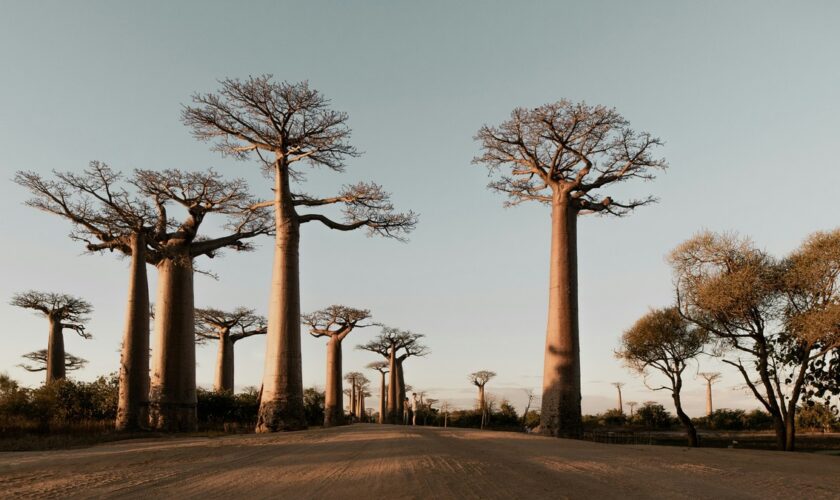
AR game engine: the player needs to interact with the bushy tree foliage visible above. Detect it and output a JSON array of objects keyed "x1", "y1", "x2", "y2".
[{"x1": 670, "y1": 230, "x2": 840, "y2": 450}]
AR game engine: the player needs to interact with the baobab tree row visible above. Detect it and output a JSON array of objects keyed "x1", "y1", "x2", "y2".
[
  {"x1": 15, "y1": 76, "x2": 682, "y2": 440},
  {"x1": 10, "y1": 290, "x2": 267, "y2": 396},
  {"x1": 15, "y1": 75, "x2": 418, "y2": 433},
  {"x1": 618, "y1": 230, "x2": 840, "y2": 451}
]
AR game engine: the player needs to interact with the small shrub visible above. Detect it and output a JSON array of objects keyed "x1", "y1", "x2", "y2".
[
  {"x1": 303, "y1": 387, "x2": 325, "y2": 426},
  {"x1": 705, "y1": 409, "x2": 745, "y2": 430},
  {"x1": 634, "y1": 402, "x2": 673, "y2": 429},
  {"x1": 600, "y1": 408, "x2": 627, "y2": 427}
]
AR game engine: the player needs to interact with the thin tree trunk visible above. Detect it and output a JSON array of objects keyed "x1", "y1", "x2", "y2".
[
  {"x1": 257, "y1": 162, "x2": 306, "y2": 432},
  {"x1": 46, "y1": 316, "x2": 65, "y2": 383},
  {"x1": 214, "y1": 332, "x2": 234, "y2": 393},
  {"x1": 387, "y1": 346, "x2": 398, "y2": 424},
  {"x1": 672, "y1": 389, "x2": 698, "y2": 447},
  {"x1": 149, "y1": 252, "x2": 197, "y2": 432},
  {"x1": 116, "y1": 233, "x2": 150, "y2": 431},
  {"x1": 379, "y1": 372, "x2": 386, "y2": 424},
  {"x1": 359, "y1": 392, "x2": 365, "y2": 420},
  {"x1": 323, "y1": 337, "x2": 345, "y2": 427},
  {"x1": 540, "y1": 195, "x2": 582, "y2": 438}
]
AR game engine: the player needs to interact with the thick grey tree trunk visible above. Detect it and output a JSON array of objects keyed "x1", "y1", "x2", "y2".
[
  {"x1": 540, "y1": 195, "x2": 583, "y2": 438},
  {"x1": 214, "y1": 332, "x2": 234, "y2": 393},
  {"x1": 116, "y1": 233, "x2": 150, "y2": 431},
  {"x1": 323, "y1": 337, "x2": 345, "y2": 426},
  {"x1": 149, "y1": 251, "x2": 197, "y2": 432},
  {"x1": 46, "y1": 316, "x2": 65, "y2": 383},
  {"x1": 257, "y1": 163, "x2": 307, "y2": 432}
]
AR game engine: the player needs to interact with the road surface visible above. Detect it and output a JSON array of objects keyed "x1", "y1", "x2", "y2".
[{"x1": 1, "y1": 424, "x2": 838, "y2": 499}]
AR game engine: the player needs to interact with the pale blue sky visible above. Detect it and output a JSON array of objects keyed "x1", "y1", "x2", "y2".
[{"x1": 1, "y1": 1, "x2": 838, "y2": 415}]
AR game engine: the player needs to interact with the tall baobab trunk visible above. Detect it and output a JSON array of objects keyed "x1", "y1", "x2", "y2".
[
  {"x1": 387, "y1": 346, "x2": 398, "y2": 424},
  {"x1": 46, "y1": 315, "x2": 65, "y2": 383},
  {"x1": 350, "y1": 380, "x2": 357, "y2": 419},
  {"x1": 540, "y1": 194, "x2": 582, "y2": 438},
  {"x1": 704, "y1": 380, "x2": 713, "y2": 416},
  {"x1": 116, "y1": 233, "x2": 150, "y2": 431},
  {"x1": 396, "y1": 359, "x2": 406, "y2": 422},
  {"x1": 257, "y1": 163, "x2": 306, "y2": 432},
  {"x1": 358, "y1": 391, "x2": 365, "y2": 420},
  {"x1": 215, "y1": 331, "x2": 235, "y2": 393},
  {"x1": 323, "y1": 337, "x2": 345, "y2": 427},
  {"x1": 378, "y1": 371, "x2": 387, "y2": 424},
  {"x1": 478, "y1": 384, "x2": 487, "y2": 429},
  {"x1": 149, "y1": 251, "x2": 197, "y2": 432},
  {"x1": 616, "y1": 386, "x2": 624, "y2": 413}
]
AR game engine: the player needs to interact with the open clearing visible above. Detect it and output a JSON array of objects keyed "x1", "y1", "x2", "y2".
[{"x1": 0, "y1": 424, "x2": 838, "y2": 499}]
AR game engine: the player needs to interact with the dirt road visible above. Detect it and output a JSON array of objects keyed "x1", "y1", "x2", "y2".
[{"x1": 1, "y1": 424, "x2": 838, "y2": 499}]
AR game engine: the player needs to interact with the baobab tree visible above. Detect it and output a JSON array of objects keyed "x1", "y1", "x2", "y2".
[
  {"x1": 367, "y1": 360, "x2": 389, "y2": 424},
  {"x1": 356, "y1": 375, "x2": 371, "y2": 420},
  {"x1": 469, "y1": 370, "x2": 496, "y2": 429},
  {"x1": 344, "y1": 372, "x2": 364, "y2": 421},
  {"x1": 671, "y1": 230, "x2": 840, "y2": 450},
  {"x1": 183, "y1": 76, "x2": 418, "y2": 432},
  {"x1": 616, "y1": 307, "x2": 706, "y2": 447},
  {"x1": 474, "y1": 101, "x2": 667, "y2": 438},
  {"x1": 611, "y1": 382, "x2": 626, "y2": 414},
  {"x1": 134, "y1": 169, "x2": 272, "y2": 432},
  {"x1": 698, "y1": 372, "x2": 722, "y2": 416},
  {"x1": 626, "y1": 401, "x2": 638, "y2": 418},
  {"x1": 358, "y1": 327, "x2": 428, "y2": 424},
  {"x1": 303, "y1": 306, "x2": 373, "y2": 426},
  {"x1": 10, "y1": 291, "x2": 92, "y2": 383},
  {"x1": 440, "y1": 401, "x2": 451, "y2": 427},
  {"x1": 195, "y1": 307, "x2": 267, "y2": 393},
  {"x1": 15, "y1": 163, "x2": 162, "y2": 431},
  {"x1": 20, "y1": 349, "x2": 87, "y2": 380}
]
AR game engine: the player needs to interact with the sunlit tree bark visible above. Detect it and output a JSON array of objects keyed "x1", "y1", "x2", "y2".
[
  {"x1": 698, "y1": 372, "x2": 721, "y2": 416},
  {"x1": 135, "y1": 169, "x2": 272, "y2": 432},
  {"x1": 475, "y1": 102, "x2": 667, "y2": 438},
  {"x1": 183, "y1": 76, "x2": 417, "y2": 432}
]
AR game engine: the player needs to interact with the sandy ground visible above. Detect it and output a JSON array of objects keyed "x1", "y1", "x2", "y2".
[{"x1": 0, "y1": 424, "x2": 838, "y2": 499}]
